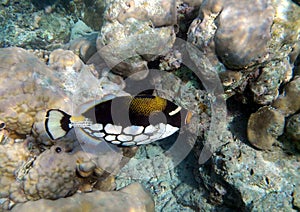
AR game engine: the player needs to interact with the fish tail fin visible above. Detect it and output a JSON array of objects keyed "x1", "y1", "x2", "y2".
[{"x1": 45, "y1": 109, "x2": 72, "y2": 140}]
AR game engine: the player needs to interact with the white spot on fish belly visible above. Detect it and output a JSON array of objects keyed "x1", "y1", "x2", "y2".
[
  {"x1": 117, "y1": 134, "x2": 133, "y2": 142},
  {"x1": 144, "y1": 125, "x2": 158, "y2": 135},
  {"x1": 149, "y1": 132, "x2": 163, "y2": 140},
  {"x1": 157, "y1": 123, "x2": 166, "y2": 134},
  {"x1": 111, "y1": 140, "x2": 121, "y2": 145},
  {"x1": 104, "y1": 124, "x2": 122, "y2": 134},
  {"x1": 93, "y1": 132, "x2": 106, "y2": 138},
  {"x1": 88, "y1": 124, "x2": 103, "y2": 131},
  {"x1": 148, "y1": 123, "x2": 166, "y2": 140},
  {"x1": 123, "y1": 125, "x2": 144, "y2": 135},
  {"x1": 133, "y1": 134, "x2": 149, "y2": 142},
  {"x1": 105, "y1": 135, "x2": 116, "y2": 141}
]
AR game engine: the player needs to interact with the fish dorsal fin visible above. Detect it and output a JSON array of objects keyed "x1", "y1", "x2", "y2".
[{"x1": 75, "y1": 93, "x2": 131, "y2": 115}]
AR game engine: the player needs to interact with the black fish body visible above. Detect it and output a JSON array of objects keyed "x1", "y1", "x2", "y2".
[{"x1": 45, "y1": 95, "x2": 192, "y2": 147}]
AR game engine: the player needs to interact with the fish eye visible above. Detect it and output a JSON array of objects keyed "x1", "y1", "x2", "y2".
[
  {"x1": 0, "y1": 122, "x2": 5, "y2": 129},
  {"x1": 55, "y1": 147, "x2": 62, "y2": 153}
]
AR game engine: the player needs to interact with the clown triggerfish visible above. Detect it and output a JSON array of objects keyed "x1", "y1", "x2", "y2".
[{"x1": 45, "y1": 95, "x2": 192, "y2": 147}]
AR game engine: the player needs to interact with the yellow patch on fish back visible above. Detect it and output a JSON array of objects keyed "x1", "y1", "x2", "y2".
[
  {"x1": 130, "y1": 96, "x2": 167, "y2": 116},
  {"x1": 70, "y1": 115, "x2": 85, "y2": 123}
]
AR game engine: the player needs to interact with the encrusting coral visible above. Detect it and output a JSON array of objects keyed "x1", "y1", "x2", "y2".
[
  {"x1": 12, "y1": 182, "x2": 154, "y2": 212},
  {"x1": 247, "y1": 106, "x2": 285, "y2": 150},
  {"x1": 272, "y1": 77, "x2": 300, "y2": 116}
]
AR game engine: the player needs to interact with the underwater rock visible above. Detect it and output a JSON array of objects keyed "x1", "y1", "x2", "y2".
[
  {"x1": 182, "y1": 0, "x2": 204, "y2": 7},
  {"x1": 198, "y1": 123, "x2": 300, "y2": 211},
  {"x1": 285, "y1": 113, "x2": 300, "y2": 142},
  {"x1": 21, "y1": 140, "x2": 134, "y2": 201},
  {"x1": 97, "y1": 0, "x2": 176, "y2": 79},
  {"x1": 67, "y1": 33, "x2": 98, "y2": 63},
  {"x1": 116, "y1": 143, "x2": 213, "y2": 211},
  {"x1": 247, "y1": 106, "x2": 285, "y2": 150},
  {"x1": 188, "y1": 0, "x2": 299, "y2": 105},
  {"x1": 250, "y1": 58, "x2": 293, "y2": 104},
  {"x1": 0, "y1": 137, "x2": 137, "y2": 209},
  {"x1": 293, "y1": 185, "x2": 300, "y2": 209},
  {"x1": 272, "y1": 77, "x2": 300, "y2": 116},
  {"x1": 67, "y1": 0, "x2": 108, "y2": 30},
  {"x1": 12, "y1": 182, "x2": 154, "y2": 212},
  {"x1": 188, "y1": 0, "x2": 274, "y2": 70},
  {"x1": 70, "y1": 20, "x2": 94, "y2": 41},
  {"x1": 214, "y1": 0, "x2": 273, "y2": 70},
  {"x1": 0, "y1": 1, "x2": 71, "y2": 49},
  {"x1": 0, "y1": 47, "x2": 70, "y2": 136},
  {"x1": 49, "y1": 49, "x2": 83, "y2": 72}
]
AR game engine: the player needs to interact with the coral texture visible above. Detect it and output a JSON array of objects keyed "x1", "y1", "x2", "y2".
[
  {"x1": 0, "y1": 47, "x2": 69, "y2": 136},
  {"x1": 247, "y1": 106, "x2": 285, "y2": 150},
  {"x1": 272, "y1": 77, "x2": 300, "y2": 116},
  {"x1": 96, "y1": 0, "x2": 176, "y2": 79},
  {"x1": 12, "y1": 182, "x2": 154, "y2": 212}
]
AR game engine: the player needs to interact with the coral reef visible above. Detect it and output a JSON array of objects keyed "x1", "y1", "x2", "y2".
[
  {"x1": 67, "y1": 0, "x2": 108, "y2": 30},
  {"x1": 247, "y1": 106, "x2": 285, "y2": 150},
  {"x1": 12, "y1": 182, "x2": 154, "y2": 212},
  {"x1": 0, "y1": 46, "x2": 137, "y2": 210},
  {"x1": 66, "y1": 33, "x2": 98, "y2": 63},
  {"x1": 188, "y1": 0, "x2": 300, "y2": 105},
  {"x1": 0, "y1": 47, "x2": 69, "y2": 136},
  {"x1": 49, "y1": 49, "x2": 83, "y2": 72},
  {"x1": 0, "y1": 1, "x2": 72, "y2": 49},
  {"x1": 187, "y1": 0, "x2": 274, "y2": 69},
  {"x1": 0, "y1": 131, "x2": 138, "y2": 210},
  {"x1": 96, "y1": 0, "x2": 177, "y2": 79},
  {"x1": 250, "y1": 58, "x2": 293, "y2": 104},
  {"x1": 286, "y1": 113, "x2": 300, "y2": 142},
  {"x1": 0, "y1": 138, "x2": 32, "y2": 208},
  {"x1": 272, "y1": 77, "x2": 300, "y2": 116},
  {"x1": 1, "y1": 0, "x2": 300, "y2": 211},
  {"x1": 214, "y1": 0, "x2": 274, "y2": 70},
  {"x1": 198, "y1": 133, "x2": 300, "y2": 211}
]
